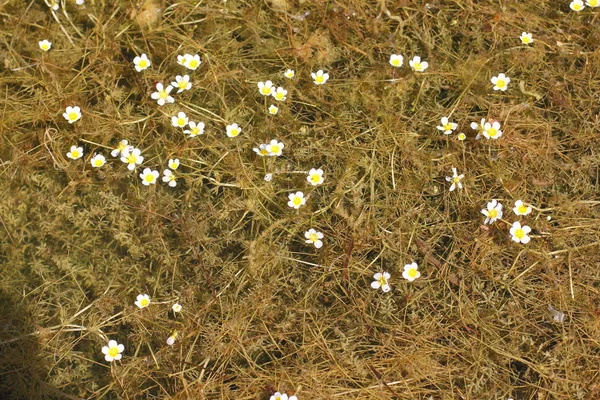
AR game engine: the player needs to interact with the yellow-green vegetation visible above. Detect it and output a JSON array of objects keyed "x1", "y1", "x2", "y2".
[{"x1": 2, "y1": 0, "x2": 600, "y2": 399}]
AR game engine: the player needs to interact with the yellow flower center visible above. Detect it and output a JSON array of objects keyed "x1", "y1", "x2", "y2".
[
  {"x1": 118, "y1": 143, "x2": 127, "y2": 151},
  {"x1": 458, "y1": 133, "x2": 466, "y2": 140},
  {"x1": 260, "y1": 87, "x2": 271, "y2": 95},
  {"x1": 407, "y1": 268, "x2": 418, "y2": 278},
  {"x1": 177, "y1": 118, "x2": 186, "y2": 126},
  {"x1": 138, "y1": 59, "x2": 148, "y2": 68},
  {"x1": 144, "y1": 174, "x2": 155, "y2": 183},
  {"x1": 159, "y1": 90, "x2": 169, "y2": 99},
  {"x1": 68, "y1": 112, "x2": 79, "y2": 121},
  {"x1": 229, "y1": 128, "x2": 239, "y2": 137},
  {"x1": 271, "y1": 145, "x2": 281, "y2": 154},
  {"x1": 488, "y1": 209, "x2": 498, "y2": 218},
  {"x1": 518, "y1": 205, "x2": 528, "y2": 214},
  {"x1": 169, "y1": 163, "x2": 178, "y2": 170},
  {"x1": 93, "y1": 159, "x2": 103, "y2": 167},
  {"x1": 573, "y1": 3, "x2": 583, "y2": 10},
  {"x1": 309, "y1": 233, "x2": 319, "y2": 242},
  {"x1": 188, "y1": 59, "x2": 199, "y2": 69},
  {"x1": 178, "y1": 81, "x2": 187, "y2": 90},
  {"x1": 311, "y1": 174, "x2": 321, "y2": 183},
  {"x1": 315, "y1": 75, "x2": 324, "y2": 83},
  {"x1": 189, "y1": 127, "x2": 199, "y2": 136},
  {"x1": 378, "y1": 276, "x2": 387, "y2": 286},
  {"x1": 514, "y1": 228, "x2": 525, "y2": 239},
  {"x1": 391, "y1": 59, "x2": 401, "y2": 66},
  {"x1": 413, "y1": 62, "x2": 422, "y2": 70},
  {"x1": 292, "y1": 197, "x2": 302, "y2": 206},
  {"x1": 496, "y1": 79, "x2": 506, "y2": 88},
  {"x1": 452, "y1": 176, "x2": 461, "y2": 183},
  {"x1": 107, "y1": 347, "x2": 119, "y2": 358},
  {"x1": 522, "y1": 37, "x2": 531, "y2": 44},
  {"x1": 275, "y1": 92, "x2": 284, "y2": 100},
  {"x1": 487, "y1": 128, "x2": 498, "y2": 137},
  {"x1": 269, "y1": 107, "x2": 278, "y2": 114},
  {"x1": 126, "y1": 154, "x2": 137, "y2": 164},
  {"x1": 140, "y1": 298, "x2": 149, "y2": 306},
  {"x1": 589, "y1": 0, "x2": 598, "y2": 6},
  {"x1": 71, "y1": 150, "x2": 80, "y2": 158},
  {"x1": 443, "y1": 123, "x2": 453, "y2": 131},
  {"x1": 41, "y1": 44, "x2": 50, "y2": 50},
  {"x1": 259, "y1": 148, "x2": 269, "y2": 155}
]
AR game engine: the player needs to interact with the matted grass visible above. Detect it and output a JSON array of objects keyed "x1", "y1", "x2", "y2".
[{"x1": 1, "y1": 0, "x2": 600, "y2": 399}]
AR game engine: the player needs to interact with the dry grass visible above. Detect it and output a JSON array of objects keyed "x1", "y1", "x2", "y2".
[{"x1": 1, "y1": 0, "x2": 600, "y2": 399}]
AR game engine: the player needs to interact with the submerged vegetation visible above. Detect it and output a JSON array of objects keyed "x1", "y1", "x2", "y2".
[{"x1": 1, "y1": 0, "x2": 600, "y2": 398}]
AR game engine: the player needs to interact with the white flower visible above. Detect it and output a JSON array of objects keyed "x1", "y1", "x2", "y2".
[
  {"x1": 162, "y1": 169, "x2": 177, "y2": 187},
  {"x1": 39, "y1": 40, "x2": 52, "y2": 51},
  {"x1": 513, "y1": 200, "x2": 532, "y2": 216},
  {"x1": 287, "y1": 191, "x2": 306, "y2": 209},
  {"x1": 171, "y1": 75, "x2": 192, "y2": 93},
  {"x1": 172, "y1": 303, "x2": 182, "y2": 313},
  {"x1": 90, "y1": 153, "x2": 106, "y2": 168},
  {"x1": 48, "y1": 0, "x2": 59, "y2": 11},
  {"x1": 570, "y1": 0, "x2": 585, "y2": 10},
  {"x1": 76, "y1": 0, "x2": 84, "y2": 5},
  {"x1": 270, "y1": 392, "x2": 296, "y2": 400},
  {"x1": 184, "y1": 54, "x2": 201, "y2": 70},
  {"x1": 520, "y1": 32, "x2": 533, "y2": 44},
  {"x1": 184, "y1": 121, "x2": 205, "y2": 137},
  {"x1": 101, "y1": 340, "x2": 124, "y2": 362},
  {"x1": 266, "y1": 139, "x2": 284, "y2": 156},
  {"x1": 135, "y1": 294, "x2": 151, "y2": 308},
  {"x1": 121, "y1": 147, "x2": 144, "y2": 171},
  {"x1": 166, "y1": 332, "x2": 178, "y2": 346},
  {"x1": 63, "y1": 106, "x2": 81, "y2": 124},
  {"x1": 151, "y1": 83, "x2": 175, "y2": 106},
  {"x1": 457, "y1": 133, "x2": 466, "y2": 141},
  {"x1": 133, "y1": 54, "x2": 151, "y2": 72},
  {"x1": 284, "y1": 69, "x2": 295, "y2": 78},
  {"x1": 258, "y1": 80, "x2": 274, "y2": 96},
  {"x1": 139, "y1": 168, "x2": 159, "y2": 185},
  {"x1": 510, "y1": 221, "x2": 532, "y2": 244},
  {"x1": 445, "y1": 167, "x2": 464, "y2": 191},
  {"x1": 268, "y1": 105, "x2": 279, "y2": 115},
  {"x1": 491, "y1": 73, "x2": 510, "y2": 91},
  {"x1": 307, "y1": 168, "x2": 324, "y2": 186},
  {"x1": 168, "y1": 158, "x2": 180, "y2": 170},
  {"x1": 389, "y1": 54, "x2": 403, "y2": 67},
  {"x1": 587, "y1": 0, "x2": 599, "y2": 7},
  {"x1": 409, "y1": 56, "x2": 428, "y2": 72},
  {"x1": 253, "y1": 144, "x2": 270, "y2": 156},
  {"x1": 437, "y1": 116, "x2": 458, "y2": 135},
  {"x1": 177, "y1": 54, "x2": 188, "y2": 66},
  {"x1": 481, "y1": 199, "x2": 503, "y2": 224},
  {"x1": 311, "y1": 70, "x2": 329, "y2": 85},
  {"x1": 272, "y1": 87, "x2": 287, "y2": 101},
  {"x1": 264, "y1": 173, "x2": 273, "y2": 182},
  {"x1": 371, "y1": 272, "x2": 391, "y2": 292},
  {"x1": 171, "y1": 112, "x2": 189, "y2": 128},
  {"x1": 470, "y1": 118, "x2": 486, "y2": 132},
  {"x1": 304, "y1": 228, "x2": 324, "y2": 249},
  {"x1": 66, "y1": 145, "x2": 83, "y2": 160},
  {"x1": 402, "y1": 262, "x2": 421, "y2": 282},
  {"x1": 482, "y1": 121, "x2": 502, "y2": 139},
  {"x1": 226, "y1": 123, "x2": 241, "y2": 138},
  {"x1": 111, "y1": 140, "x2": 132, "y2": 157}
]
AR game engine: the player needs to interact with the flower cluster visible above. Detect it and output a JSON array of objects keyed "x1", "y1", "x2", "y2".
[
  {"x1": 510, "y1": 200, "x2": 533, "y2": 244},
  {"x1": 570, "y1": 0, "x2": 599, "y2": 11},
  {"x1": 389, "y1": 54, "x2": 429, "y2": 72},
  {"x1": 253, "y1": 140, "x2": 284, "y2": 157},
  {"x1": 371, "y1": 262, "x2": 421, "y2": 293}
]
